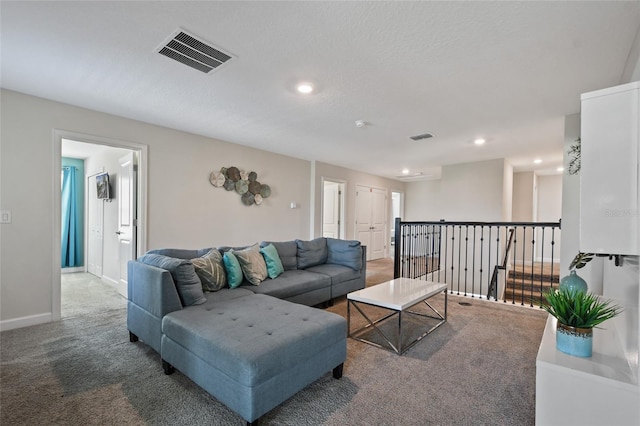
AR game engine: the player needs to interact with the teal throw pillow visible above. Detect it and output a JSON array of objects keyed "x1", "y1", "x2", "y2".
[
  {"x1": 260, "y1": 243, "x2": 285, "y2": 279},
  {"x1": 223, "y1": 250, "x2": 243, "y2": 289}
]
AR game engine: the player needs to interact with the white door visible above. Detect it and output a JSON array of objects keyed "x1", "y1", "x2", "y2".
[
  {"x1": 117, "y1": 152, "x2": 137, "y2": 295},
  {"x1": 355, "y1": 185, "x2": 387, "y2": 260},
  {"x1": 323, "y1": 182, "x2": 341, "y2": 238},
  {"x1": 87, "y1": 173, "x2": 104, "y2": 277}
]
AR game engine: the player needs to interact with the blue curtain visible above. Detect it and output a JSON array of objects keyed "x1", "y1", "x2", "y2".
[{"x1": 61, "y1": 166, "x2": 79, "y2": 267}]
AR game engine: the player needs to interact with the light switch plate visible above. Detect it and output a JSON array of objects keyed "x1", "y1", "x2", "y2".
[{"x1": 1, "y1": 210, "x2": 11, "y2": 224}]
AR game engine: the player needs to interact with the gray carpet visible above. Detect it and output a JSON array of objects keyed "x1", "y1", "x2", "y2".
[{"x1": 1, "y1": 271, "x2": 547, "y2": 425}]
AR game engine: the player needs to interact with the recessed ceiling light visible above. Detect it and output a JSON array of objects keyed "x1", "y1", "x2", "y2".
[
  {"x1": 534, "y1": 159, "x2": 542, "y2": 164},
  {"x1": 557, "y1": 166, "x2": 564, "y2": 172},
  {"x1": 474, "y1": 138, "x2": 486, "y2": 145},
  {"x1": 402, "y1": 168, "x2": 410, "y2": 175},
  {"x1": 296, "y1": 82, "x2": 314, "y2": 94}
]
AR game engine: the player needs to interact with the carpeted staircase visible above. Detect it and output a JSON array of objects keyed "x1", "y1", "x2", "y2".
[{"x1": 503, "y1": 261, "x2": 559, "y2": 306}]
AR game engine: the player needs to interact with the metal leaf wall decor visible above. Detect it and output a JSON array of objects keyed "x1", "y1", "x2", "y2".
[
  {"x1": 209, "y1": 166, "x2": 271, "y2": 206},
  {"x1": 567, "y1": 138, "x2": 581, "y2": 175}
]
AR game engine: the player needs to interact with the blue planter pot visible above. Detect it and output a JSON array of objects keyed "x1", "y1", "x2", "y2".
[
  {"x1": 556, "y1": 323, "x2": 593, "y2": 357},
  {"x1": 559, "y1": 270, "x2": 588, "y2": 295}
]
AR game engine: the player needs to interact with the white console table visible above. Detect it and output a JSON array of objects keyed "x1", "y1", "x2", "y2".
[{"x1": 535, "y1": 303, "x2": 639, "y2": 425}]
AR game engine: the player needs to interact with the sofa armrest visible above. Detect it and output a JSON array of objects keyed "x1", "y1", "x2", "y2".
[{"x1": 128, "y1": 260, "x2": 183, "y2": 318}]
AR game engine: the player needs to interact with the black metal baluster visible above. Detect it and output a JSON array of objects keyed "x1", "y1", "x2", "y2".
[
  {"x1": 471, "y1": 225, "x2": 476, "y2": 298},
  {"x1": 463, "y1": 225, "x2": 469, "y2": 296},
  {"x1": 456, "y1": 225, "x2": 461, "y2": 295},
  {"x1": 530, "y1": 226, "x2": 536, "y2": 307},
  {"x1": 479, "y1": 226, "x2": 484, "y2": 299}
]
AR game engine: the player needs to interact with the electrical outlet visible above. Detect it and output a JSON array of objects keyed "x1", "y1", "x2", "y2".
[{"x1": 1, "y1": 210, "x2": 11, "y2": 224}]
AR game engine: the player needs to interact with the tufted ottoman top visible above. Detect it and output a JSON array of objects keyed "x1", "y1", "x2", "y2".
[{"x1": 162, "y1": 293, "x2": 346, "y2": 387}]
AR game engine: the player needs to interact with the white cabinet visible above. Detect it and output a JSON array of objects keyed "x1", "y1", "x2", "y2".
[
  {"x1": 536, "y1": 309, "x2": 639, "y2": 426},
  {"x1": 580, "y1": 81, "x2": 639, "y2": 256}
]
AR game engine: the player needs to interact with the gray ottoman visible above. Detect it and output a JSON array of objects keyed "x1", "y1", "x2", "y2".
[{"x1": 161, "y1": 293, "x2": 347, "y2": 424}]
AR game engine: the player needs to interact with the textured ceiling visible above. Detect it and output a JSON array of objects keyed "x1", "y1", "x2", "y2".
[{"x1": 2, "y1": 1, "x2": 639, "y2": 180}]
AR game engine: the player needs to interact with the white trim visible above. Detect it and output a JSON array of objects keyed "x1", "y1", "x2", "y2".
[
  {"x1": 320, "y1": 177, "x2": 347, "y2": 240},
  {"x1": 101, "y1": 275, "x2": 127, "y2": 298},
  {"x1": 61, "y1": 267, "x2": 84, "y2": 274},
  {"x1": 53, "y1": 129, "x2": 149, "y2": 324},
  {"x1": 0, "y1": 313, "x2": 52, "y2": 332}
]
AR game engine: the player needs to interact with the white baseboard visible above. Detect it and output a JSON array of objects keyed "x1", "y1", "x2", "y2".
[
  {"x1": 102, "y1": 276, "x2": 127, "y2": 298},
  {"x1": 61, "y1": 267, "x2": 84, "y2": 274},
  {"x1": 0, "y1": 313, "x2": 52, "y2": 331}
]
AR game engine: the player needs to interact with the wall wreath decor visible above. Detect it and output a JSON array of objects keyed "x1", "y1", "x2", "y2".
[{"x1": 210, "y1": 166, "x2": 271, "y2": 206}]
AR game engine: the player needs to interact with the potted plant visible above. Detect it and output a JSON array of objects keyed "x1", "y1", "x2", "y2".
[
  {"x1": 542, "y1": 287, "x2": 622, "y2": 357},
  {"x1": 559, "y1": 252, "x2": 594, "y2": 295}
]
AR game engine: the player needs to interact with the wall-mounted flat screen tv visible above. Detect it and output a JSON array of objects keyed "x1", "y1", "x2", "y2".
[{"x1": 96, "y1": 172, "x2": 110, "y2": 199}]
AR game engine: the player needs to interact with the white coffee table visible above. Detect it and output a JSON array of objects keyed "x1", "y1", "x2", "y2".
[{"x1": 347, "y1": 277, "x2": 447, "y2": 355}]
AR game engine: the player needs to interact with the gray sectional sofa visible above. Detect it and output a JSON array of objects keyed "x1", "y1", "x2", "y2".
[{"x1": 127, "y1": 237, "x2": 366, "y2": 425}]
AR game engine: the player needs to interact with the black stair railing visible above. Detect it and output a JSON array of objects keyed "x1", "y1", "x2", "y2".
[
  {"x1": 393, "y1": 218, "x2": 561, "y2": 306},
  {"x1": 487, "y1": 228, "x2": 515, "y2": 300}
]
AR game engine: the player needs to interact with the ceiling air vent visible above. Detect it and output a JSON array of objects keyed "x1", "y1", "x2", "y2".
[
  {"x1": 157, "y1": 29, "x2": 234, "y2": 73},
  {"x1": 410, "y1": 132, "x2": 433, "y2": 141}
]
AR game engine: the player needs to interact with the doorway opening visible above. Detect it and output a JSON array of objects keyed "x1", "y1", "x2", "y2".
[
  {"x1": 391, "y1": 191, "x2": 403, "y2": 251},
  {"x1": 322, "y1": 179, "x2": 346, "y2": 239},
  {"x1": 54, "y1": 130, "x2": 147, "y2": 321}
]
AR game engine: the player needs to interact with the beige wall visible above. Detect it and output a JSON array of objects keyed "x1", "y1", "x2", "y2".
[
  {"x1": 536, "y1": 175, "x2": 562, "y2": 223},
  {"x1": 0, "y1": 89, "x2": 312, "y2": 329},
  {"x1": 513, "y1": 172, "x2": 535, "y2": 221},
  {"x1": 405, "y1": 158, "x2": 510, "y2": 222},
  {"x1": 404, "y1": 179, "x2": 442, "y2": 221}
]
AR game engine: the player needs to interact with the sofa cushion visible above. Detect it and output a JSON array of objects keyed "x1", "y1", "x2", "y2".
[
  {"x1": 261, "y1": 240, "x2": 297, "y2": 271},
  {"x1": 162, "y1": 293, "x2": 346, "y2": 387},
  {"x1": 241, "y1": 270, "x2": 330, "y2": 299},
  {"x1": 147, "y1": 247, "x2": 212, "y2": 259},
  {"x1": 326, "y1": 238, "x2": 363, "y2": 271},
  {"x1": 223, "y1": 250, "x2": 244, "y2": 289},
  {"x1": 296, "y1": 238, "x2": 328, "y2": 269},
  {"x1": 234, "y1": 244, "x2": 268, "y2": 285},
  {"x1": 137, "y1": 254, "x2": 206, "y2": 306},
  {"x1": 260, "y1": 243, "x2": 284, "y2": 279},
  {"x1": 305, "y1": 263, "x2": 361, "y2": 284},
  {"x1": 191, "y1": 248, "x2": 226, "y2": 292}
]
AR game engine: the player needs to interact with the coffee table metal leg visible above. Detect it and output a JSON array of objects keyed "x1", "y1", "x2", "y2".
[{"x1": 398, "y1": 310, "x2": 403, "y2": 354}]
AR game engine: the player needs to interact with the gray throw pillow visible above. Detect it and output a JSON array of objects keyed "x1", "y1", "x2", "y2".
[
  {"x1": 191, "y1": 248, "x2": 227, "y2": 292},
  {"x1": 233, "y1": 243, "x2": 268, "y2": 285},
  {"x1": 137, "y1": 253, "x2": 206, "y2": 306},
  {"x1": 296, "y1": 238, "x2": 328, "y2": 269},
  {"x1": 326, "y1": 238, "x2": 363, "y2": 271},
  {"x1": 261, "y1": 240, "x2": 298, "y2": 270}
]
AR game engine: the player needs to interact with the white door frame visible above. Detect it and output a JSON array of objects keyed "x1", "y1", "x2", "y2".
[
  {"x1": 53, "y1": 129, "x2": 148, "y2": 321},
  {"x1": 320, "y1": 177, "x2": 346, "y2": 239}
]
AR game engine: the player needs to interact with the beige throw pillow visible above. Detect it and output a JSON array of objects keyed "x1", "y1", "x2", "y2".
[
  {"x1": 191, "y1": 248, "x2": 227, "y2": 292},
  {"x1": 234, "y1": 243, "x2": 268, "y2": 285}
]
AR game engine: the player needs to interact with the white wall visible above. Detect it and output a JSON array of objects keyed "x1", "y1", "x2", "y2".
[
  {"x1": 536, "y1": 175, "x2": 562, "y2": 223},
  {"x1": 560, "y1": 113, "x2": 604, "y2": 292},
  {"x1": 512, "y1": 172, "x2": 535, "y2": 221},
  {"x1": 502, "y1": 161, "x2": 513, "y2": 222},
  {"x1": 405, "y1": 158, "x2": 510, "y2": 222},
  {"x1": 404, "y1": 179, "x2": 442, "y2": 221},
  {"x1": 0, "y1": 89, "x2": 312, "y2": 328}
]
